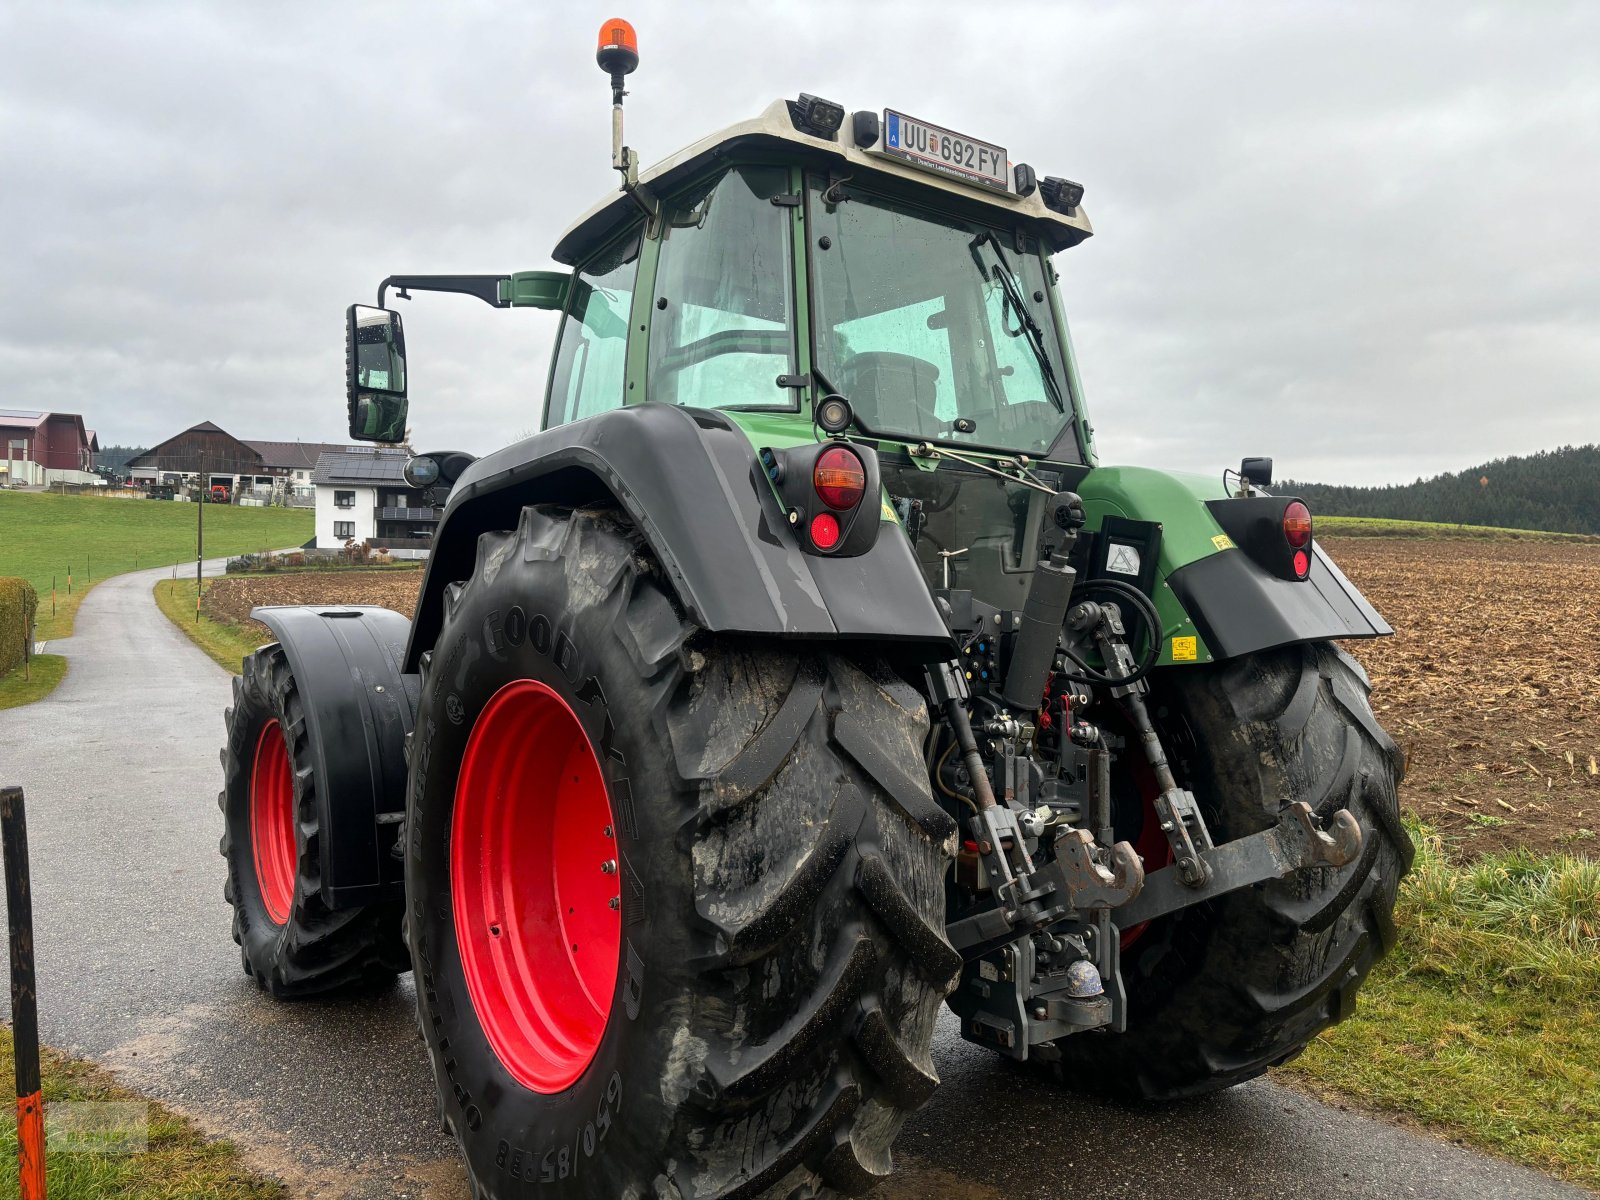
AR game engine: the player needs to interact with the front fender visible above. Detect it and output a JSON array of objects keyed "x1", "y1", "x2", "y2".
[
  {"x1": 403, "y1": 404, "x2": 951, "y2": 671},
  {"x1": 250, "y1": 605, "x2": 416, "y2": 909}
]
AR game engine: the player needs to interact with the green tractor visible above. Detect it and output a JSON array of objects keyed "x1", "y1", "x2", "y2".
[{"x1": 219, "y1": 21, "x2": 1409, "y2": 1198}]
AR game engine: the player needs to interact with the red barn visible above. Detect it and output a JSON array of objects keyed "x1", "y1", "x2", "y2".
[{"x1": 0, "y1": 409, "x2": 97, "y2": 485}]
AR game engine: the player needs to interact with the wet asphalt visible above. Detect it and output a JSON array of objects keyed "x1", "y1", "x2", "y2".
[{"x1": 0, "y1": 563, "x2": 1589, "y2": 1199}]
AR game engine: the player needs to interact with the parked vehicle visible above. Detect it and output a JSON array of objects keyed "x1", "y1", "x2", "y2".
[{"x1": 218, "y1": 23, "x2": 1407, "y2": 1198}]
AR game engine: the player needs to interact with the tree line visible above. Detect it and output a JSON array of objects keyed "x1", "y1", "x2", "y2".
[{"x1": 1282, "y1": 444, "x2": 1600, "y2": 535}]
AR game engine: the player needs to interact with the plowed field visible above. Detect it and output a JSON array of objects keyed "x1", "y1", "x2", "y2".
[
  {"x1": 206, "y1": 539, "x2": 1600, "y2": 857},
  {"x1": 1325, "y1": 537, "x2": 1600, "y2": 857},
  {"x1": 201, "y1": 571, "x2": 422, "y2": 633}
]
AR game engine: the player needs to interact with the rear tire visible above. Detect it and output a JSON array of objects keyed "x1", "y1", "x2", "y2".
[
  {"x1": 1042, "y1": 641, "x2": 1410, "y2": 1099},
  {"x1": 220, "y1": 645, "x2": 409, "y2": 997},
  {"x1": 409, "y1": 505, "x2": 959, "y2": 1198}
]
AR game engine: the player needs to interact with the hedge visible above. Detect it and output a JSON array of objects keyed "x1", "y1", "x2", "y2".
[{"x1": 0, "y1": 577, "x2": 39, "y2": 677}]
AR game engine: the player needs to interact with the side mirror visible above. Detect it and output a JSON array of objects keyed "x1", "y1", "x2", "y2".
[{"x1": 346, "y1": 304, "x2": 408, "y2": 443}]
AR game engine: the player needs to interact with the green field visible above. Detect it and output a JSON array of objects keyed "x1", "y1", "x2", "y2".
[
  {"x1": 1318, "y1": 515, "x2": 1600, "y2": 542},
  {"x1": 155, "y1": 579, "x2": 266, "y2": 675},
  {"x1": 0, "y1": 492, "x2": 312, "y2": 639},
  {"x1": 0, "y1": 1027, "x2": 282, "y2": 1200},
  {"x1": 0, "y1": 653, "x2": 67, "y2": 710},
  {"x1": 1286, "y1": 829, "x2": 1600, "y2": 1186}
]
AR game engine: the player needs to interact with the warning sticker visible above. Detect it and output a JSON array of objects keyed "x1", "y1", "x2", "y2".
[
  {"x1": 1211, "y1": 533, "x2": 1236, "y2": 551},
  {"x1": 1106, "y1": 542, "x2": 1142, "y2": 577},
  {"x1": 881, "y1": 500, "x2": 898, "y2": 522},
  {"x1": 1171, "y1": 635, "x2": 1198, "y2": 662}
]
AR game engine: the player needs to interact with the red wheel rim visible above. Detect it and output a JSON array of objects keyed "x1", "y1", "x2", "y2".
[
  {"x1": 249, "y1": 719, "x2": 296, "y2": 925},
  {"x1": 451, "y1": 680, "x2": 621, "y2": 1093}
]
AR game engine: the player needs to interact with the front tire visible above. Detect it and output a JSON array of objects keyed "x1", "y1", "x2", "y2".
[
  {"x1": 409, "y1": 506, "x2": 959, "y2": 1198},
  {"x1": 1043, "y1": 641, "x2": 1410, "y2": 1099}
]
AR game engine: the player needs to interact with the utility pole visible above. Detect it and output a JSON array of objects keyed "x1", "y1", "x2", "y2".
[{"x1": 196, "y1": 450, "x2": 205, "y2": 619}]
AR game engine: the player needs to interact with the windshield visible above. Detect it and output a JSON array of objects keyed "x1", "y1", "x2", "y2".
[{"x1": 808, "y1": 181, "x2": 1076, "y2": 458}]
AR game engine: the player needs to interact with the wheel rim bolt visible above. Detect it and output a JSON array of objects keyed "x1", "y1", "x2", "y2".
[{"x1": 601, "y1": 859, "x2": 617, "y2": 875}]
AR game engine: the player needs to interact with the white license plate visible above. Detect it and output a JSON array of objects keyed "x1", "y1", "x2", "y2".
[{"x1": 880, "y1": 110, "x2": 1009, "y2": 192}]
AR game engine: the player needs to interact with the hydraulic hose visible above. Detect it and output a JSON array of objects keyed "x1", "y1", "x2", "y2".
[
  {"x1": 1058, "y1": 578, "x2": 1164, "y2": 688},
  {"x1": 939, "y1": 696, "x2": 999, "y2": 812}
]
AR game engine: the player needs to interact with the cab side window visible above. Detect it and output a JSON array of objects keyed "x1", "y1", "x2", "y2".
[
  {"x1": 648, "y1": 165, "x2": 794, "y2": 410},
  {"x1": 545, "y1": 233, "x2": 640, "y2": 429}
]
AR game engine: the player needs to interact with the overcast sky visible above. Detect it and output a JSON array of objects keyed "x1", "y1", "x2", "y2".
[{"x1": 3, "y1": 1, "x2": 1596, "y2": 485}]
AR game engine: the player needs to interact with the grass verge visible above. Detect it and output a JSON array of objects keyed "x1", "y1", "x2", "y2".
[
  {"x1": 1317, "y1": 515, "x2": 1600, "y2": 542},
  {"x1": 154, "y1": 580, "x2": 263, "y2": 675},
  {"x1": 0, "y1": 492, "x2": 312, "y2": 639},
  {"x1": 1284, "y1": 828, "x2": 1600, "y2": 1186},
  {"x1": 0, "y1": 655, "x2": 68, "y2": 711},
  {"x1": 0, "y1": 1025, "x2": 283, "y2": 1199}
]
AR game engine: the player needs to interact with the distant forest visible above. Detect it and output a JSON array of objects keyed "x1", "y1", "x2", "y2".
[
  {"x1": 1283, "y1": 445, "x2": 1600, "y2": 535},
  {"x1": 97, "y1": 444, "x2": 148, "y2": 471}
]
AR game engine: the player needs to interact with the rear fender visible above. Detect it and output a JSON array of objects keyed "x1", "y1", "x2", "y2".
[
  {"x1": 251, "y1": 605, "x2": 417, "y2": 909},
  {"x1": 402, "y1": 404, "x2": 951, "y2": 672},
  {"x1": 1076, "y1": 466, "x2": 1390, "y2": 663}
]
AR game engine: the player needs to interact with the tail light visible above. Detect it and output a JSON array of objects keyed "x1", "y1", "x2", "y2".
[
  {"x1": 1283, "y1": 501, "x2": 1313, "y2": 548},
  {"x1": 1204, "y1": 493, "x2": 1316, "y2": 582},
  {"x1": 757, "y1": 441, "x2": 883, "y2": 558},
  {"x1": 813, "y1": 446, "x2": 865, "y2": 510},
  {"x1": 1284, "y1": 500, "x2": 1313, "y2": 579}
]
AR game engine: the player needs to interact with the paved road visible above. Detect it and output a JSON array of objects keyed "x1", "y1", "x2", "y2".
[{"x1": 0, "y1": 565, "x2": 1589, "y2": 1199}]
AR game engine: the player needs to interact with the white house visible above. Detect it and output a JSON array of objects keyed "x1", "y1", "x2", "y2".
[{"x1": 311, "y1": 448, "x2": 440, "y2": 559}]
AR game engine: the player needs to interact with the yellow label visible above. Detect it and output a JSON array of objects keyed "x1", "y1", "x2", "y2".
[
  {"x1": 1171, "y1": 635, "x2": 1199, "y2": 662},
  {"x1": 1211, "y1": 533, "x2": 1236, "y2": 551},
  {"x1": 881, "y1": 500, "x2": 898, "y2": 522}
]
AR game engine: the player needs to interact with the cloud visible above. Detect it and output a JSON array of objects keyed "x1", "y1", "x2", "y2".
[{"x1": 2, "y1": 0, "x2": 1595, "y2": 484}]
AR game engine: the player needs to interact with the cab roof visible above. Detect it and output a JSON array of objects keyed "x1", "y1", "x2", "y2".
[{"x1": 552, "y1": 99, "x2": 1093, "y2": 266}]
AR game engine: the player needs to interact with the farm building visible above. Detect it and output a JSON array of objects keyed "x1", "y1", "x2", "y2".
[
  {"x1": 244, "y1": 440, "x2": 353, "y2": 506},
  {"x1": 0, "y1": 409, "x2": 99, "y2": 486},
  {"x1": 124, "y1": 421, "x2": 276, "y2": 496},
  {"x1": 312, "y1": 448, "x2": 440, "y2": 559}
]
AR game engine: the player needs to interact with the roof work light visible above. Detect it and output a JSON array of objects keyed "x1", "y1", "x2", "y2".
[{"x1": 788, "y1": 93, "x2": 846, "y2": 139}]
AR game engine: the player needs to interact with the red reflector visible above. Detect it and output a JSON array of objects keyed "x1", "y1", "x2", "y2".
[
  {"x1": 1293, "y1": 549, "x2": 1310, "y2": 578},
  {"x1": 813, "y1": 446, "x2": 866, "y2": 510},
  {"x1": 810, "y1": 512, "x2": 841, "y2": 550},
  {"x1": 1283, "y1": 500, "x2": 1313, "y2": 548}
]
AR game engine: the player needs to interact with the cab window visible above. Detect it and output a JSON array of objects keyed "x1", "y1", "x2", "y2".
[
  {"x1": 545, "y1": 232, "x2": 640, "y2": 429},
  {"x1": 648, "y1": 165, "x2": 795, "y2": 410}
]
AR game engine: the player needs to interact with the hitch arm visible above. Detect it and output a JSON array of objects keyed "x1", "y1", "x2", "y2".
[{"x1": 1113, "y1": 802, "x2": 1362, "y2": 928}]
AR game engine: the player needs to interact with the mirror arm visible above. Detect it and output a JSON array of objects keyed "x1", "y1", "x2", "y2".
[{"x1": 377, "y1": 275, "x2": 511, "y2": 309}]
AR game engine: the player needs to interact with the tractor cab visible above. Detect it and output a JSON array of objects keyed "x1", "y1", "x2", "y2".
[
  {"x1": 343, "y1": 25, "x2": 1387, "y2": 666},
  {"x1": 544, "y1": 95, "x2": 1094, "y2": 472}
]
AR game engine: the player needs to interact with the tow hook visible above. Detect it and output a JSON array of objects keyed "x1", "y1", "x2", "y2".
[{"x1": 1112, "y1": 801, "x2": 1364, "y2": 929}]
